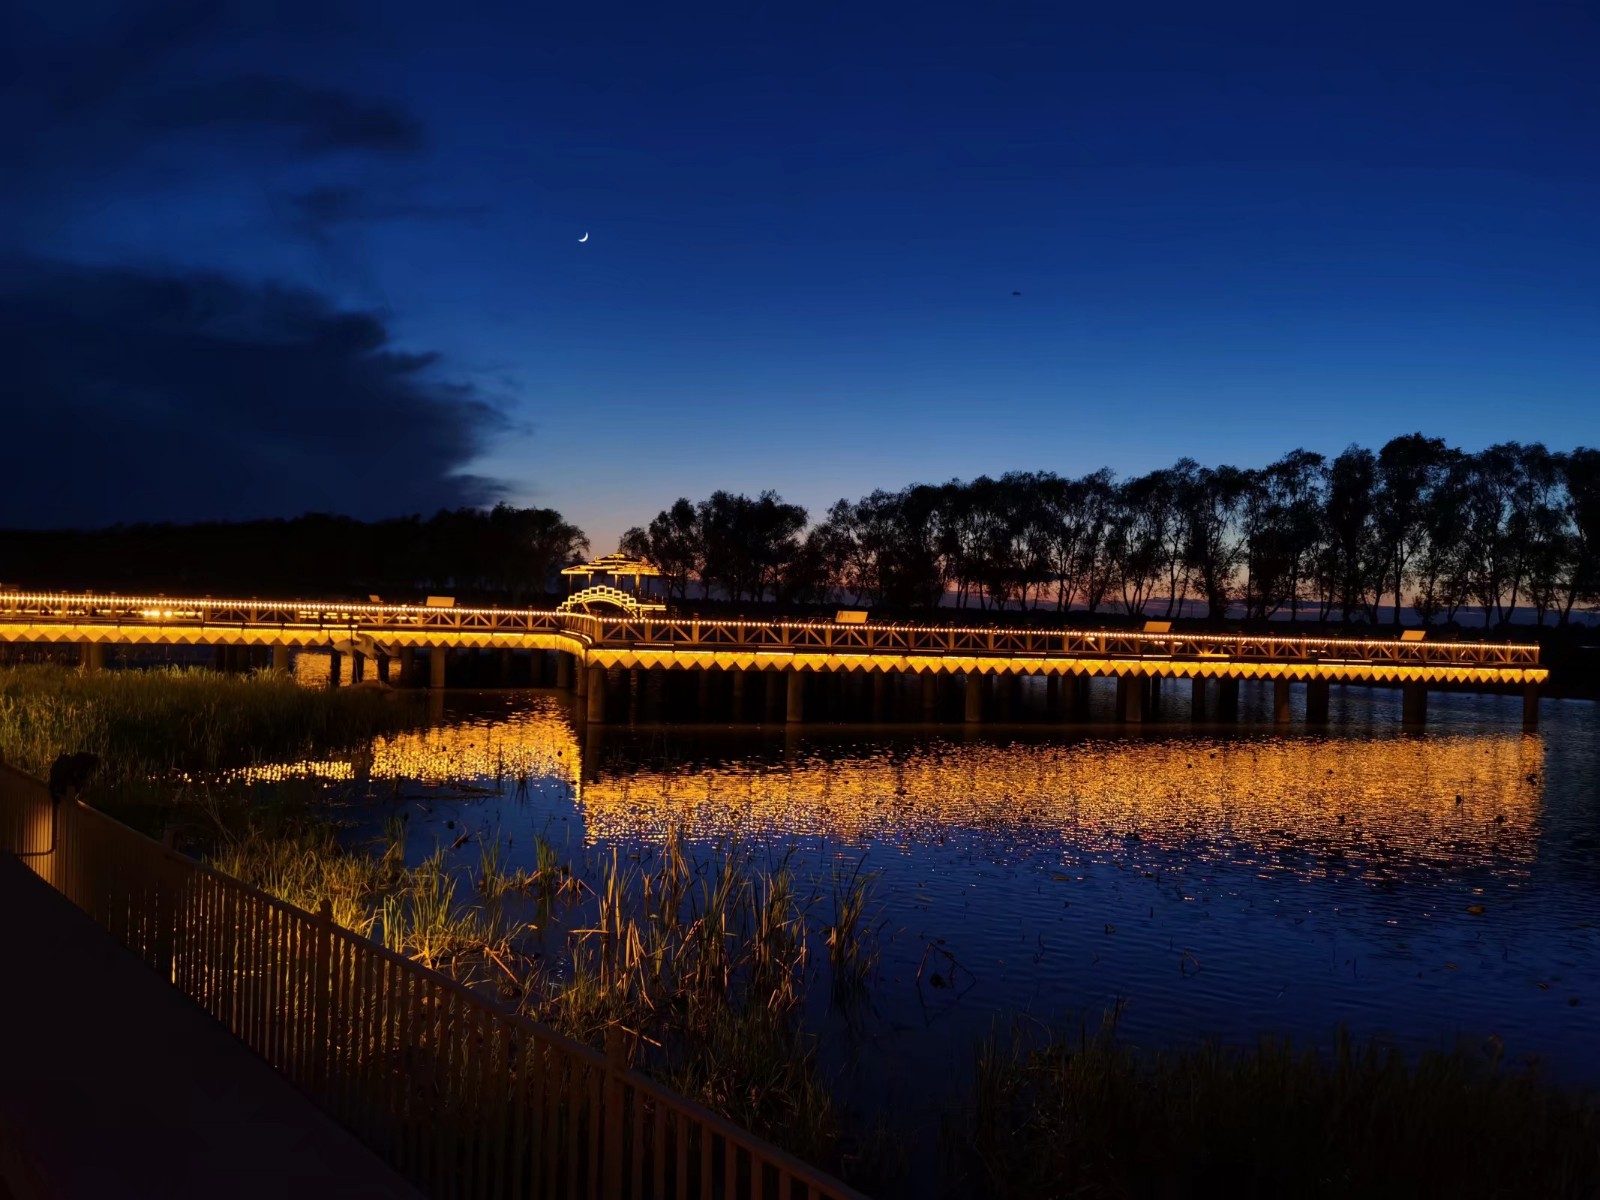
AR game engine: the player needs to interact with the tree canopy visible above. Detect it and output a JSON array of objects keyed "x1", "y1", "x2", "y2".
[{"x1": 622, "y1": 437, "x2": 1600, "y2": 627}]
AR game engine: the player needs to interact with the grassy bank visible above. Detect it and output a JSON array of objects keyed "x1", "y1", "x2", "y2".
[
  {"x1": 214, "y1": 821, "x2": 862, "y2": 1171},
  {"x1": 952, "y1": 1018, "x2": 1600, "y2": 1199},
  {"x1": 0, "y1": 664, "x2": 416, "y2": 833}
]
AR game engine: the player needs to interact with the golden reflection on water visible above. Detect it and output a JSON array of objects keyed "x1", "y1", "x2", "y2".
[
  {"x1": 234, "y1": 699, "x2": 583, "y2": 788},
  {"x1": 235, "y1": 699, "x2": 1545, "y2": 877},
  {"x1": 579, "y1": 734, "x2": 1545, "y2": 875}
]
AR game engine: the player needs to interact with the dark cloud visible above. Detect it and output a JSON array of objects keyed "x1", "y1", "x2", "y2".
[
  {"x1": 143, "y1": 73, "x2": 423, "y2": 155},
  {"x1": 0, "y1": 258, "x2": 505, "y2": 529},
  {"x1": 289, "y1": 185, "x2": 484, "y2": 227},
  {"x1": 41, "y1": 0, "x2": 230, "y2": 117}
]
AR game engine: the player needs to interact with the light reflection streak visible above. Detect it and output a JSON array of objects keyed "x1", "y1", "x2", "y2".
[
  {"x1": 231, "y1": 698, "x2": 582, "y2": 789},
  {"x1": 580, "y1": 734, "x2": 1545, "y2": 879},
  {"x1": 230, "y1": 701, "x2": 1544, "y2": 881}
]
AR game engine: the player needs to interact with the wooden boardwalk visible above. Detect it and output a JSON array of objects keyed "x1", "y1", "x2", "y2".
[{"x1": 0, "y1": 853, "x2": 423, "y2": 1200}]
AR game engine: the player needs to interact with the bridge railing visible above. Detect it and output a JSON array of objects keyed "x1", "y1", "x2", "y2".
[
  {"x1": 0, "y1": 590, "x2": 1541, "y2": 669},
  {"x1": 0, "y1": 765, "x2": 865, "y2": 1200},
  {"x1": 0, "y1": 592, "x2": 569, "y2": 636},
  {"x1": 564, "y1": 614, "x2": 1542, "y2": 668}
]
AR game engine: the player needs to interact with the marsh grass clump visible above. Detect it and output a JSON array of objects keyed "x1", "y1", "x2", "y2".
[
  {"x1": 953, "y1": 1019, "x2": 1600, "y2": 1200},
  {"x1": 210, "y1": 822, "x2": 394, "y2": 935},
  {"x1": 524, "y1": 832, "x2": 842, "y2": 1166},
  {"x1": 0, "y1": 665, "x2": 414, "y2": 824},
  {"x1": 214, "y1": 817, "x2": 516, "y2": 985},
  {"x1": 824, "y1": 857, "x2": 880, "y2": 1000}
]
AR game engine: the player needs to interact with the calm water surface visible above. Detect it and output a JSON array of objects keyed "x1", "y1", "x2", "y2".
[{"x1": 264, "y1": 678, "x2": 1600, "y2": 1145}]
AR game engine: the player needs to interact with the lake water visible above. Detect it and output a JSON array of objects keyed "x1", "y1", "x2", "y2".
[{"x1": 260, "y1": 677, "x2": 1600, "y2": 1165}]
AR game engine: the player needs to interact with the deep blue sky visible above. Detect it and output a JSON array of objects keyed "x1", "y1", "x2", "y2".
[{"x1": 4, "y1": 1, "x2": 1597, "y2": 550}]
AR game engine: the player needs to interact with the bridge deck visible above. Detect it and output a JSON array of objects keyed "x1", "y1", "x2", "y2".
[
  {"x1": 0, "y1": 592, "x2": 1546, "y2": 685},
  {"x1": 0, "y1": 852, "x2": 423, "y2": 1200}
]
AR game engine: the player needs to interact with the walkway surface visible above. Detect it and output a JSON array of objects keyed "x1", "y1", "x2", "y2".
[{"x1": 0, "y1": 854, "x2": 423, "y2": 1200}]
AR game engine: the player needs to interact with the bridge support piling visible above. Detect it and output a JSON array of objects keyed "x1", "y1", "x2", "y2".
[
  {"x1": 1306, "y1": 679, "x2": 1331, "y2": 724},
  {"x1": 498, "y1": 649, "x2": 512, "y2": 687},
  {"x1": 785, "y1": 669, "x2": 805, "y2": 724},
  {"x1": 352, "y1": 651, "x2": 366, "y2": 684},
  {"x1": 1008, "y1": 674, "x2": 1025, "y2": 720},
  {"x1": 872, "y1": 671, "x2": 889, "y2": 722},
  {"x1": 1273, "y1": 678, "x2": 1292, "y2": 724},
  {"x1": 764, "y1": 671, "x2": 783, "y2": 722},
  {"x1": 1402, "y1": 682, "x2": 1428, "y2": 727},
  {"x1": 586, "y1": 665, "x2": 607, "y2": 723},
  {"x1": 271, "y1": 645, "x2": 290, "y2": 676},
  {"x1": 644, "y1": 668, "x2": 666, "y2": 721},
  {"x1": 398, "y1": 646, "x2": 415, "y2": 686},
  {"x1": 696, "y1": 669, "x2": 713, "y2": 716},
  {"x1": 1046, "y1": 675, "x2": 1060, "y2": 716},
  {"x1": 575, "y1": 657, "x2": 588, "y2": 698},
  {"x1": 1148, "y1": 675, "x2": 1163, "y2": 719},
  {"x1": 79, "y1": 641, "x2": 105, "y2": 673},
  {"x1": 1071, "y1": 675, "x2": 1091, "y2": 720},
  {"x1": 732, "y1": 668, "x2": 748, "y2": 720},
  {"x1": 921, "y1": 672, "x2": 939, "y2": 720},
  {"x1": 428, "y1": 648, "x2": 447, "y2": 690},
  {"x1": 557, "y1": 652, "x2": 573, "y2": 691},
  {"x1": 1118, "y1": 675, "x2": 1144, "y2": 723},
  {"x1": 1217, "y1": 678, "x2": 1240, "y2": 722},
  {"x1": 327, "y1": 650, "x2": 342, "y2": 688},
  {"x1": 1523, "y1": 683, "x2": 1540, "y2": 730},
  {"x1": 627, "y1": 668, "x2": 641, "y2": 723},
  {"x1": 1190, "y1": 676, "x2": 1206, "y2": 720},
  {"x1": 376, "y1": 652, "x2": 390, "y2": 684},
  {"x1": 964, "y1": 674, "x2": 984, "y2": 723}
]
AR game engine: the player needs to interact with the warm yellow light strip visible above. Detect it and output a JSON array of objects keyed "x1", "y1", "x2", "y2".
[
  {"x1": 0, "y1": 591, "x2": 1541, "y2": 653},
  {"x1": 0, "y1": 620, "x2": 1545, "y2": 685},
  {"x1": 0, "y1": 591, "x2": 542, "y2": 618},
  {"x1": 585, "y1": 648, "x2": 1545, "y2": 685},
  {"x1": 0, "y1": 623, "x2": 589, "y2": 654},
  {"x1": 0, "y1": 591, "x2": 1545, "y2": 676}
]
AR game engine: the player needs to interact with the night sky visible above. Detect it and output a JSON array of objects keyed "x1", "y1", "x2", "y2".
[{"x1": 5, "y1": 1, "x2": 1597, "y2": 550}]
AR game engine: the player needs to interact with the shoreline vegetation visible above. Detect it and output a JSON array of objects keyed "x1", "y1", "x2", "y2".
[
  {"x1": 3, "y1": 436, "x2": 1596, "y2": 637},
  {"x1": 0, "y1": 664, "x2": 416, "y2": 832},
  {"x1": 4, "y1": 664, "x2": 1598, "y2": 1195},
  {"x1": 193, "y1": 813, "x2": 1600, "y2": 1198}
]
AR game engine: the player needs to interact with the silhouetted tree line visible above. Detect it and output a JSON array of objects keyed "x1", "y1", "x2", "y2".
[
  {"x1": 623, "y1": 437, "x2": 1600, "y2": 627},
  {"x1": 0, "y1": 505, "x2": 588, "y2": 603}
]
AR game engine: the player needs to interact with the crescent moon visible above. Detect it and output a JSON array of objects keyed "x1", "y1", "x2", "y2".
[{"x1": 578, "y1": 232, "x2": 589, "y2": 243}]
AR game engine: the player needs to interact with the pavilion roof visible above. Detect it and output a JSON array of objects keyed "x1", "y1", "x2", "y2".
[{"x1": 560, "y1": 553, "x2": 663, "y2": 578}]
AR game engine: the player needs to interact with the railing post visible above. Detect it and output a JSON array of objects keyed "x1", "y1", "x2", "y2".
[
  {"x1": 310, "y1": 897, "x2": 334, "y2": 1102},
  {"x1": 605, "y1": 1024, "x2": 627, "y2": 1196}
]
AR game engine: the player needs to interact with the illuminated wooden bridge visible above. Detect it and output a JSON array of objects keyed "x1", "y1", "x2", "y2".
[{"x1": 0, "y1": 590, "x2": 1546, "y2": 728}]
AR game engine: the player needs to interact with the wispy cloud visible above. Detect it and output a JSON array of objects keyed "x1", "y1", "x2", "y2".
[{"x1": 143, "y1": 73, "x2": 424, "y2": 155}]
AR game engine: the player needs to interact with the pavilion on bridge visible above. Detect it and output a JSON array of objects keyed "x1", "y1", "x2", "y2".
[{"x1": 558, "y1": 554, "x2": 668, "y2": 616}]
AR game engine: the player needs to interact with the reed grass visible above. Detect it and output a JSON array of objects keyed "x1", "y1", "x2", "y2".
[
  {"x1": 825, "y1": 857, "x2": 880, "y2": 999},
  {"x1": 522, "y1": 833, "x2": 848, "y2": 1165},
  {"x1": 952, "y1": 1017, "x2": 1600, "y2": 1199},
  {"x1": 210, "y1": 822, "x2": 390, "y2": 935},
  {"x1": 0, "y1": 664, "x2": 413, "y2": 817}
]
